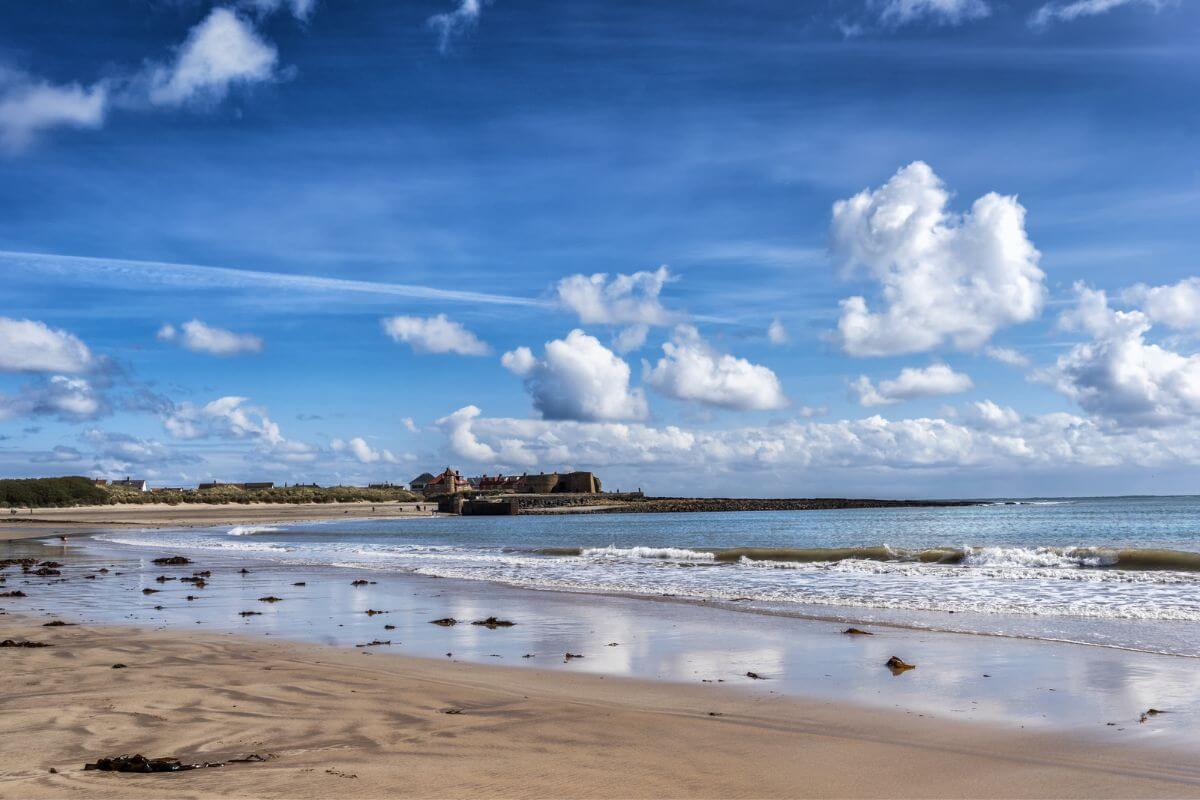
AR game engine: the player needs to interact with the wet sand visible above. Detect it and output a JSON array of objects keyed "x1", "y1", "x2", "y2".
[
  {"x1": 5, "y1": 532, "x2": 1200, "y2": 798},
  {"x1": 0, "y1": 501, "x2": 435, "y2": 541},
  {"x1": 3, "y1": 616, "x2": 1199, "y2": 799}
]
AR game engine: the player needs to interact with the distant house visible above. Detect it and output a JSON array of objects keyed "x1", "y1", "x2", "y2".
[
  {"x1": 475, "y1": 474, "x2": 523, "y2": 491},
  {"x1": 242, "y1": 482, "x2": 274, "y2": 491},
  {"x1": 92, "y1": 479, "x2": 109, "y2": 487},
  {"x1": 422, "y1": 467, "x2": 470, "y2": 497},
  {"x1": 111, "y1": 477, "x2": 149, "y2": 492},
  {"x1": 408, "y1": 472, "x2": 435, "y2": 493}
]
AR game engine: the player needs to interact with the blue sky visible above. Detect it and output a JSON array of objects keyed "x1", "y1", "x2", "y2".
[{"x1": 2, "y1": 0, "x2": 1199, "y2": 497}]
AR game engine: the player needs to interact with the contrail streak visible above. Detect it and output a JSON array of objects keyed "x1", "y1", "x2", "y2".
[{"x1": 0, "y1": 250, "x2": 551, "y2": 309}]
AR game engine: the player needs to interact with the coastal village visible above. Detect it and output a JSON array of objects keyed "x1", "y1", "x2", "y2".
[
  {"x1": 94, "y1": 468, "x2": 605, "y2": 498},
  {"x1": 83, "y1": 468, "x2": 613, "y2": 516}
]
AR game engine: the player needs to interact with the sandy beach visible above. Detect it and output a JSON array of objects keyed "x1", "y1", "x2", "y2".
[
  {"x1": 3, "y1": 519, "x2": 1200, "y2": 799},
  {"x1": 0, "y1": 501, "x2": 434, "y2": 541},
  {"x1": 3, "y1": 615, "x2": 1198, "y2": 799}
]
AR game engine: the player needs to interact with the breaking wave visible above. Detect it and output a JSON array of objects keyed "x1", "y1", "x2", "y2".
[
  {"x1": 226, "y1": 525, "x2": 281, "y2": 536},
  {"x1": 535, "y1": 544, "x2": 1200, "y2": 572},
  {"x1": 580, "y1": 545, "x2": 717, "y2": 561}
]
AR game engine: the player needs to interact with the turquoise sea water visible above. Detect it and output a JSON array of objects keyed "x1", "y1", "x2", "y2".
[{"x1": 94, "y1": 496, "x2": 1200, "y2": 655}]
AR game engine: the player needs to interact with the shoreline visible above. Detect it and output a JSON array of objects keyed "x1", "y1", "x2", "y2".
[
  {"x1": 0, "y1": 500, "x2": 437, "y2": 541},
  {"x1": 3, "y1": 616, "x2": 1199, "y2": 798},
  {"x1": 7, "y1": 532, "x2": 1200, "y2": 735},
  {"x1": 0, "y1": 495, "x2": 983, "y2": 540},
  {"x1": 6, "y1": 510, "x2": 1200, "y2": 796}
]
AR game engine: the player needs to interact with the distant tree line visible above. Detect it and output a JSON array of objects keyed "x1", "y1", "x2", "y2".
[{"x1": 0, "y1": 476, "x2": 418, "y2": 508}]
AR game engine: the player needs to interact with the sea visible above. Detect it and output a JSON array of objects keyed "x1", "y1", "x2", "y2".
[{"x1": 88, "y1": 495, "x2": 1200, "y2": 658}]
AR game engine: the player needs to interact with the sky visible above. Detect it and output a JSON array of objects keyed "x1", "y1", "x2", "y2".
[{"x1": 1, "y1": 0, "x2": 1199, "y2": 498}]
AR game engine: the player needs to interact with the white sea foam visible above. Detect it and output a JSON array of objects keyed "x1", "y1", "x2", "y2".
[
  {"x1": 87, "y1": 519, "x2": 1200, "y2": 634},
  {"x1": 961, "y1": 545, "x2": 1118, "y2": 569},
  {"x1": 580, "y1": 545, "x2": 715, "y2": 561},
  {"x1": 226, "y1": 525, "x2": 281, "y2": 536}
]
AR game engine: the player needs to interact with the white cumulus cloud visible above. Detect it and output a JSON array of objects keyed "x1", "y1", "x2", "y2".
[
  {"x1": 1120, "y1": 278, "x2": 1200, "y2": 332},
  {"x1": 555, "y1": 266, "x2": 677, "y2": 352},
  {"x1": 437, "y1": 406, "x2": 1200, "y2": 481},
  {"x1": 831, "y1": 161, "x2": 1045, "y2": 357},
  {"x1": 851, "y1": 363, "x2": 973, "y2": 407},
  {"x1": 0, "y1": 317, "x2": 94, "y2": 373},
  {"x1": 163, "y1": 395, "x2": 319, "y2": 464},
  {"x1": 332, "y1": 436, "x2": 397, "y2": 464},
  {"x1": 83, "y1": 429, "x2": 198, "y2": 468},
  {"x1": 644, "y1": 325, "x2": 788, "y2": 411},
  {"x1": 436, "y1": 405, "x2": 498, "y2": 461},
  {"x1": 147, "y1": 8, "x2": 279, "y2": 107},
  {"x1": 381, "y1": 314, "x2": 489, "y2": 356},
  {"x1": 157, "y1": 319, "x2": 263, "y2": 356},
  {"x1": 0, "y1": 376, "x2": 104, "y2": 422},
  {"x1": 164, "y1": 395, "x2": 282, "y2": 443},
  {"x1": 1044, "y1": 284, "x2": 1200, "y2": 427},
  {"x1": 961, "y1": 400, "x2": 1021, "y2": 430},
  {"x1": 502, "y1": 330, "x2": 648, "y2": 422}
]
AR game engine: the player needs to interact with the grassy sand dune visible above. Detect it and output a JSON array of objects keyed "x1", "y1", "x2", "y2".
[{"x1": 0, "y1": 501, "x2": 434, "y2": 541}]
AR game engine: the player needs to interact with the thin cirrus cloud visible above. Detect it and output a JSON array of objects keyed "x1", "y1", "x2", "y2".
[
  {"x1": 428, "y1": 0, "x2": 486, "y2": 53},
  {"x1": 381, "y1": 314, "x2": 490, "y2": 356},
  {"x1": 2, "y1": 250, "x2": 547, "y2": 310},
  {"x1": 767, "y1": 319, "x2": 788, "y2": 345},
  {"x1": 851, "y1": 363, "x2": 974, "y2": 407},
  {"x1": 1029, "y1": 0, "x2": 1163, "y2": 28},
  {"x1": 984, "y1": 346, "x2": 1031, "y2": 368},
  {"x1": 830, "y1": 161, "x2": 1045, "y2": 357},
  {"x1": 875, "y1": 0, "x2": 991, "y2": 27},
  {"x1": 643, "y1": 325, "x2": 788, "y2": 412},
  {"x1": 241, "y1": 0, "x2": 318, "y2": 22},
  {"x1": 157, "y1": 319, "x2": 264, "y2": 356}
]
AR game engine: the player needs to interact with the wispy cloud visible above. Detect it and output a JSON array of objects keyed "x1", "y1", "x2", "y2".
[
  {"x1": 1030, "y1": 0, "x2": 1164, "y2": 28},
  {"x1": 428, "y1": 0, "x2": 486, "y2": 53},
  {"x1": 157, "y1": 319, "x2": 264, "y2": 356},
  {"x1": 0, "y1": 250, "x2": 551, "y2": 309},
  {"x1": 0, "y1": 69, "x2": 107, "y2": 152},
  {"x1": 145, "y1": 7, "x2": 280, "y2": 107},
  {"x1": 876, "y1": 0, "x2": 991, "y2": 27}
]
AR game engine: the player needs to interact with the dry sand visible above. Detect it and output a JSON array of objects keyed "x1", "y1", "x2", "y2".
[
  {"x1": 2, "y1": 617, "x2": 1198, "y2": 799},
  {"x1": 0, "y1": 501, "x2": 434, "y2": 541}
]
